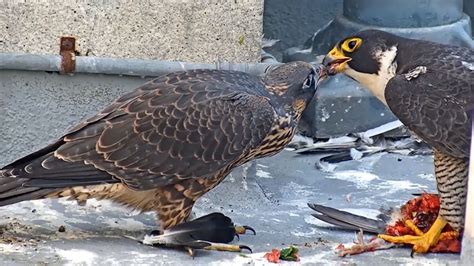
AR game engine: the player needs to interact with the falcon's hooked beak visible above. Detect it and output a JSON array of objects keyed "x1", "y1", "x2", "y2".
[
  {"x1": 315, "y1": 64, "x2": 329, "y2": 84},
  {"x1": 322, "y1": 46, "x2": 352, "y2": 75}
]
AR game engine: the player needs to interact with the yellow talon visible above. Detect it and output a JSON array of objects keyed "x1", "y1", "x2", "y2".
[
  {"x1": 404, "y1": 220, "x2": 424, "y2": 236},
  {"x1": 378, "y1": 216, "x2": 447, "y2": 253}
]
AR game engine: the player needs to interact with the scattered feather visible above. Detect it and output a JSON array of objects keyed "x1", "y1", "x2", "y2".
[
  {"x1": 350, "y1": 148, "x2": 363, "y2": 160},
  {"x1": 345, "y1": 193, "x2": 353, "y2": 203},
  {"x1": 295, "y1": 136, "x2": 358, "y2": 154},
  {"x1": 262, "y1": 38, "x2": 280, "y2": 48},
  {"x1": 356, "y1": 120, "x2": 404, "y2": 140}
]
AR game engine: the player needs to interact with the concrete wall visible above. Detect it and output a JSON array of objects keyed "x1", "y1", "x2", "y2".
[
  {"x1": 0, "y1": 0, "x2": 263, "y2": 63},
  {"x1": 0, "y1": 70, "x2": 153, "y2": 165}
]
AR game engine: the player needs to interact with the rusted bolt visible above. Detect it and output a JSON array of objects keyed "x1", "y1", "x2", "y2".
[{"x1": 60, "y1": 36, "x2": 77, "y2": 74}]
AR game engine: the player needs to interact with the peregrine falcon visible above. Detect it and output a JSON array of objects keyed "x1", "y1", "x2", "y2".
[
  {"x1": 1, "y1": 61, "x2": 321, "y2": 251},
  {"x1": 321, "y1": 29, "x2": 473, "y2": 253}
]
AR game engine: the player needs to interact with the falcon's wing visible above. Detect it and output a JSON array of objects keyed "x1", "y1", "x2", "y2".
[
  {"x1": 3, "y1": 70, "x2": 276, "y2": 190},
  {"x1": 385, "y1": 51, "x2": 474, "y2": 159}
]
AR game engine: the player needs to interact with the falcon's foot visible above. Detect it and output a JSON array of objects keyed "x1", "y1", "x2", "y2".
[
  {"x1": 181, "y1": 242, "x2": 252, "y2": 257},
  {"x1": 139, "y1": 212, "x2": 255, "y2": 255},
  {"x1": 201, "y1": 241, "x2": 252, "y2": 252},
  {"x1": 235, "y1": 225, "x2": 256, "y2": 236},
  {"x1": 378, "y1": 216, "x2": 447, "y2": 253}
]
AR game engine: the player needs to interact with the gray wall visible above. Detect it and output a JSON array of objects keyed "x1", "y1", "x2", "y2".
[
  {"x1": 466, "y1": 0, "x2": 474, "y2": 28},
  {"x1": 0, "y1": 70, "x2": 152, "y2": 165},
  {"x1": 263, "y1": 0, "x2": 343, "y2": 60}
]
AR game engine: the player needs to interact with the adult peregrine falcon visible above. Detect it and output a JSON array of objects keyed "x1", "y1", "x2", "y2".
[
  {"x1": 321, "y1": 29, "x2": 473, "y2": 253},
  {"x1": 1, "y1": 62, "x2": 320, "y2": 250}
]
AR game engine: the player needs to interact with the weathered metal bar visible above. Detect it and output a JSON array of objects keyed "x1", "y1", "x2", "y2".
[
  {"x1": 0, "y1": 53, "x2": 278, "y2": 77},
  {"x1": 59, "y1": 36, "x2": 77, "y2": 75}
]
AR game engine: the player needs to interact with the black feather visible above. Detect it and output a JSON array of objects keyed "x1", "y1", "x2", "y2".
[
  {"x1": 0, "y1": 188, "x2": 56, "y2": 207},
  {"x1": 308, "y1": 203, "x2": 386, "y2": 234},
  {"x1": 142, "y1": 213, "x2": 237, "y2": 248}
]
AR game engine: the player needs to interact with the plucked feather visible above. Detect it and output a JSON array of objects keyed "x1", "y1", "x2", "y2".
[{"x1": 308, "y1": 203, "x2": 387, "y2": 234}]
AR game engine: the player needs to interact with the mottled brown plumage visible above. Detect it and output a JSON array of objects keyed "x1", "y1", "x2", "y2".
[
  {"x1": 323, "y1": 29, "x2": 473, "y2": 253},
  {"x1": 1, "y1": 61, "x2": 317, "y2": 230}
]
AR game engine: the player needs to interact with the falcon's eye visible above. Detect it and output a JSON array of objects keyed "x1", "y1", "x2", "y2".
[
  {"x1": 348, "y1": 41, "x2": 356, "y2": 49},
  {"x1": 303, "y1": 73, "x2": 315, "y2": 90},
  {"x1": 342, "y1": 38, "x2": 362, "y2": 52}
]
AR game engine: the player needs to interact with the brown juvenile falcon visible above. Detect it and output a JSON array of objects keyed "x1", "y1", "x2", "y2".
[
  {"x1": 321, "y1": 29, "x2": 473, "y2": 253},
  {"x1": 1, "y1": 61, "x2": 320, "y2": 251}
]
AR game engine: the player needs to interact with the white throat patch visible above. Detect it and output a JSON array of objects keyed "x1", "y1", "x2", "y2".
[{"x1": 345, "y1": 45, "x2": 398, "y2": 106}]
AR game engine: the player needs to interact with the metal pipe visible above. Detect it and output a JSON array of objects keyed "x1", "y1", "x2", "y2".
[{"x1": 0, "y1": 53, "x2": 279, "y2": 77}]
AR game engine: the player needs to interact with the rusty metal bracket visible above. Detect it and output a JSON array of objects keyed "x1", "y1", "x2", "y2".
[{"x1": 59, "y1": 36, "x2": 76, "y2": 74}]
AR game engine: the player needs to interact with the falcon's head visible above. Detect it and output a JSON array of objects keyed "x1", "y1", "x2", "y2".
[
  {"x1": 264, "y1": 61, "x2": 324, "y2": 119},
  {"x1": 323, "y1": 30, "x2": 401, "y2": 104}
]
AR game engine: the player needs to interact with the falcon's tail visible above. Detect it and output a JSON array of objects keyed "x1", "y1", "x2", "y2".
[
  {"x1": 307, "y1": 203, "x2": 387, "y2": 234},
  {"x1": 0, "y1": 150, "x2": 117, "y2": 207},
  {"x1": 0, "y1": 169, "x2": 56, "y2": 206}
]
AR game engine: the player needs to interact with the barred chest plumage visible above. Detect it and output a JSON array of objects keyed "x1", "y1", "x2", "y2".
[{"x1": 246, "y1": 114, "x2": 296, "y2": 159}]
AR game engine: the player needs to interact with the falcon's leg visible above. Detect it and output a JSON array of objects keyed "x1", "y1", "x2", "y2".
[
  {"x1": 203, "y1": 242, "x2": 252, "y2": 252},
  {"x1": 144, "y1": 211, "x2": 254, "y2": 253},
  {"x1": 143, "y1": 181, "x2": 255, "y2": 253},
  {"x1": 379, "y1": 150, "x2": 467, "y2": 253},
  {"x1": 157, "y1": 203, "x2": 256, "y2": 237}
]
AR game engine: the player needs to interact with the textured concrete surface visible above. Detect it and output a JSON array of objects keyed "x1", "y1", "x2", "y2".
[
  {"x1": 0, "y1": 70, "x2": 153, "y2": 164},
  {"x1": 0, "y1": 1, "x2": 262, "y2": 63}
]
